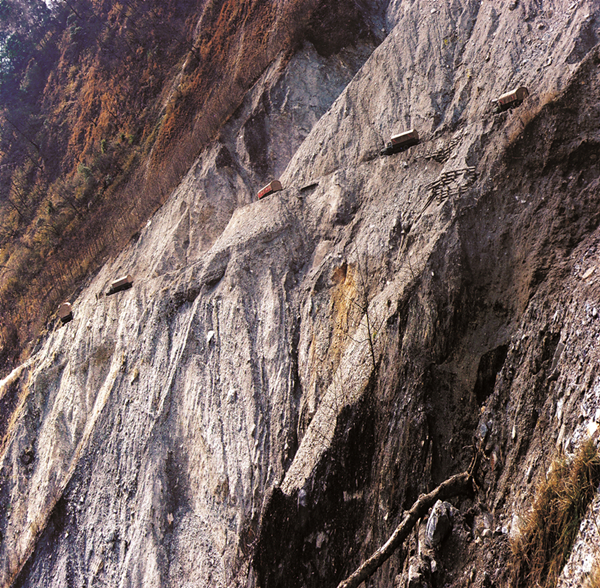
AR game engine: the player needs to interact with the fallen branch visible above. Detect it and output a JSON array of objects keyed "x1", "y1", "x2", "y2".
[{"x1": 337, "y1": 471, "x2": 473, "y2": 588}]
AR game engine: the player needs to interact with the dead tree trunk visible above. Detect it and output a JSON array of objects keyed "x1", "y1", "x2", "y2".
[{"x1": 337, "y1": 471, "x2": 473, "y2": 588}]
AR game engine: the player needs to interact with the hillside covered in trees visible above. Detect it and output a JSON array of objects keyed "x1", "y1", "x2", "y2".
[{"x1": 0, "y1": 0, "x2": 203, "y2": 369}]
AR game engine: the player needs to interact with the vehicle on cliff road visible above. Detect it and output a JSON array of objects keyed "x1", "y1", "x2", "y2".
[
  {"x1": 257, "y1": 180, "x2": 283, "y2": 200},
  {"x1": 380, "y1": 129, "x2": 419, "y2": 156},
  {"x1": 58, "y1": 302, "x2": 73, "y2": 324},
  {"x1": 107, "y1": 274, "x2": 133, "y2": 295},
  {"x1": 492, "y1": 86, "x2": 529, "y2": 113}
]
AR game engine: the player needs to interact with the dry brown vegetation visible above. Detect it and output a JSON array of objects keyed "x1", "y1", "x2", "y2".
[
  {"x1": 0, "y1": 0, "x2": 375, "y2": 374},
  {"x1": 0, "y1": 0, "x2": 202, "y2": 370},
  {"x1": 510, "y1": 438, "x2": 600, "y2": 588},
  {"x1": 504, "y1": 90, "x2": 560, "y2": 148},
  {"x1": 588, "y1": 565, "x2": 600, "y2": 588}
]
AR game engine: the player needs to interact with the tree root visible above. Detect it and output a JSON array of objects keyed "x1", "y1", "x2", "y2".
[{"x1": 336, "y1": 471, "x2": 473, "y2": 588}]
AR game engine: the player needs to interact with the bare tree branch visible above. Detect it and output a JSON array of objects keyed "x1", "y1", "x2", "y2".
[{"x1": 337, "y1": 471, "x2": 473, "y2": 588}]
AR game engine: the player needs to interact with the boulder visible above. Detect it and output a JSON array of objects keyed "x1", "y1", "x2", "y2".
[{"x1": 425, "y1": 500, "x2": 453, "y2": 548}]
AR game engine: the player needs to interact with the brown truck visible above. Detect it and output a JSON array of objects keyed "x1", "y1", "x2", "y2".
[
  {"x1": 381, "y1": 129, "x2": 419, "y2": 156},
  {"x1": 58, "y1": 302, "x2": 73, "y2": 324},
  {"x1": 492, "y1": 86, "x2": 529, "y2": 113},
  {"x1": 107, "y1": 274, "x2": 133, "y2": 296}
]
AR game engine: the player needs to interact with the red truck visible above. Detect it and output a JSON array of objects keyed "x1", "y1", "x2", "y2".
[{"x1": 257, "y1": 180, "x2": 283, "y2": 200}]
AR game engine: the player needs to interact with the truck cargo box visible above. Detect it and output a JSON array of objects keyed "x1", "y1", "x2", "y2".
[
  {"x1": 381, "y1": 129, "x2": 419, "y2": 156},
  {"x1": 257, "y1": 180, "x2": 283, "y2": 200},
  {"x1": 107, "y1": 274, "x2": 133, "y2": 295},
  {"x1": 58, "y1": 302, "x2": 73, "y2": 324}
]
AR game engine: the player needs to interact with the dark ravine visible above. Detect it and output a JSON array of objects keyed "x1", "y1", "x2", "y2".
[{"x1": 2, "y1": 1, "x2": 600, "y2": 588}]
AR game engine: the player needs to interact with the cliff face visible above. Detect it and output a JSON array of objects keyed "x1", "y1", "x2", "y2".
[{"x1": 1, "y1": 1, "x2": 600, "y2": 587}]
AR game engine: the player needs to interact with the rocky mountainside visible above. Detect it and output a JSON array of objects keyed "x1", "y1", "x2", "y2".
[{"x1": 2, "y1": 0, "x2": 600, "y2": 587}]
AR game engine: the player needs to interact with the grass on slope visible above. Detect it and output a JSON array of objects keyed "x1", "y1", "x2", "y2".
[{"x1": 511, "y1": 437, "x2": 600, "y2": 588}]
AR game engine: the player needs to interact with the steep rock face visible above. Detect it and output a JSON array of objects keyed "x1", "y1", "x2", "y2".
[
  {"x1": 1, "y1": 1, "x2": 600, "y2": 588},
  {"x1": 0, "y1": 12, "x2": 383, "y2": 588}
]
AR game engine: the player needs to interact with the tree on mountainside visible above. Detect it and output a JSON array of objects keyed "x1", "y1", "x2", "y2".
[
  {"x1": 0, "y1": 0, "x2": 51, "y2": 34},
  {"x1": 0, "y1": 0, "x2": 56, "y2": 109},
  {"x1": 0, "y1": 0, "x2": 206, "y2": 372},
  {"x1": 0, "y1": 0, "x2": 52, "y2": 67}
]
